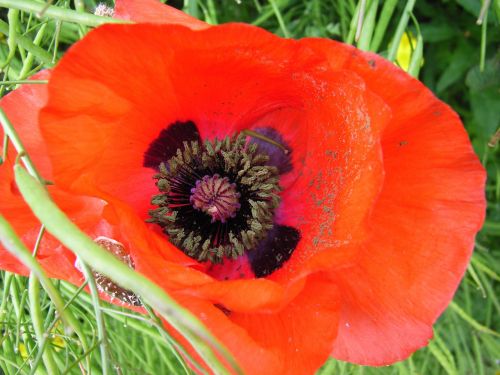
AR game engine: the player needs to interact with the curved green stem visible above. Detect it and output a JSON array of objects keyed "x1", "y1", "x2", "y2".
[
  {"x1": 28, "y1": 275, "x2": 59, "y2": 375},
  {"x1": 78, "y1": 261, "x2": 109, "y2": 375},
  {"x1": 0, "y1": 109, "x2": 44, "y2": 183}
]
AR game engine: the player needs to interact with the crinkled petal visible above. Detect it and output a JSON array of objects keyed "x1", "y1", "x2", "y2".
[{"x1": 302, "y1": 38, "x2": 486, "y2": 365}]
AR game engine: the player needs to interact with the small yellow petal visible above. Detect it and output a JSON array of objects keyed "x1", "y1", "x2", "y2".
[
  {"x1": 51, "y1": 335, "x2": 66, "y2": 352},
  {"x1": 396, "y1": 32, "x2": 416, "y2": 72},
  {"x1": 18, "y1": 343, "x2": 28, "y2": 360}
]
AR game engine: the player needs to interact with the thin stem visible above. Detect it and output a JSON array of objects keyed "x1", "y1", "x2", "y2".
[
  {"x1": 408, "y1": 12, "x2": 423, "y2": 77},
  {"x1": 0, "y1": 80, "x2": 48, "y2": 85},
  {"x1": 355, "y1": 0, "x2": 367, "y2": 42},
  {"x1": 0, "y1": 108, "x2": 44, "y2": 184},
  {"x1": 28, "y1": 276, "x2": 59, "y2": 374},
  {"x1": 357, "y1": 0, "x2": 378, "y2": 50},
  {"x1": 346, "y1": 0, "x2": 361, "y2": 44},
  {"x1": 1, "y1": 9, "x2": 19, "y2": 69},
  {"x1": 18, "y1": 23, "x2": 47, "y2": 80},
  {"x1": 370, "y1": 0, "x2": 398, "y2": 51},
  {"x1": 479, "y1": 5, "x2": 488, "y2": 72},
  {"x1": 387, "y1": 0, "x2": 417, "y2": 62},
  {"x1": 31, "y1": 226, "x2": 45, "y2": 257},
  {"x1": 1, "y1": 133, "x2": 8, "y2": 165},
  {"x1": 476, "y1": 0, "x2": 491, "y2": 24},
  {"x1": 78, "y1": 261, "x2": 109, "y2": 375},
  {"x1": 269, "y1": 0, "x2": 290, "y2": 37}
]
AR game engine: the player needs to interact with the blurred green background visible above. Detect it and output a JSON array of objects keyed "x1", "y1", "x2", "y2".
[{"x1": 0, "y1": 0, "x2": 498, "y2": 374}]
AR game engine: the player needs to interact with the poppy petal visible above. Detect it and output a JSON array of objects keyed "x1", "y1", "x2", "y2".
[
  {"x1": 164, "y1": 272, "x2": 339, "y2": 375},
  {"x1": 302, "y1": 39, "x2": 486, "y2": 365},
  {"x1": 267, "y1": 69, "x2": 389, "y2": 282},
  {"x1": 230, "y1": 272, "x2": 340, "y2": 374},
  {"x1": 0, "y1": 71, "x2": 104, "y2": 282},
  {"x1": 114, "y1": 0, "x2": 209, "y2": 29}
]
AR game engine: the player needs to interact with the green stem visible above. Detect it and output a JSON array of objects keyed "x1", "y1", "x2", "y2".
[
  {"x1": 1, "y1": 133, "x2": 8, "y2": 165},
  {"x1": 407, "y1": 12, "x2": 423, "y2": 77},
  {"x1": 0, "y1": 272, "x2": 13, "y2": 331},
  {"x1": 28, "y1": 276, "x2": 60, "y2": 375},
  {"x1": 0, "y1": 0, "x2": 127, "y2": 27},
  {"x1": 142, "y1": 303, "x2": 205, "y2": 375},
  {"x1": 357, "y1": 0, "x2": 378, "y2": 50},
  {"x1": 1, "y1": 9, "x2": 19, "y2": 69},
  {"x1": 0, "y1": 20, "x2": 54, "y2": 66},
  {"x1": 449, "y1": 302, "x2": 500, "y2": 337},
  {"x1": 369, "y1": 0, "x2": 398, "y2": 51},
  {"x1": 479, "y1": 4, "x2": 488, "y2": 72},
  {"x1": 269, "y1": 0, "x2": 290, "y2": 37},
  {"x1": 18, "y1": 23, "x2": 47, "y2": 80},
  {"x1": 0, "y1": 109, "x2": 45, "y2": 183},
  {"x1": 0, "y1": 80, "x2": 48, "y2": 85},
  {"x1": 78, "y1": 261, "x2": 109, "y2": 375},
  {"x1": 387, "y1": 0, "x2": 417, "y2": 61},
  {"x1": 14, "y1": 166, "x2": 241, "y2": 375},
  {"x1": 354, "y1": 0, "x2": 367, "y2": 42},
  {"x1": 346, "y1": 0, "x2": 361, "y2": 45}
]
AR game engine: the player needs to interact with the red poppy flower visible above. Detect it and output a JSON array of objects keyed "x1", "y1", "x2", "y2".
[{"x1": 1, "y1": 1, "x2": 486, "y2": 374}]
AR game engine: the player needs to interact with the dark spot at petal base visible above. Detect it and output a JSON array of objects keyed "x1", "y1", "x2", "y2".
[
  {"x1": 248, "y1": 225, "x2": 301, "y2": 278},
  {"x1": 144, "y1": 121, "x2": 201, "y2": 169},
  {"x1": 249, "y1": 127, "x2": 293, "y2": 175}
]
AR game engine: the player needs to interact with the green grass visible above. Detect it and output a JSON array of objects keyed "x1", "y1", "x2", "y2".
[{"x1": 0, "y1": 0, "x2": 499, "y2": 374}]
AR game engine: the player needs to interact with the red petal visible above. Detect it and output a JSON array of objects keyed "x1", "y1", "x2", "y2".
[
  {"x1": 168, "y1": 273, "x2": 339, "y2": 374},
  {"x1": 0, "y1": 71, "x2": 104, "y2": 282},
  {"x1": 229, "y1": 273, "x2": 340, "y2": 374},
  {"x1": 114, "y1": 0, "x2": 209, "y2": 29},
  {"x1": 302, "y1": 39, "x2": 486, "y2": 365}
]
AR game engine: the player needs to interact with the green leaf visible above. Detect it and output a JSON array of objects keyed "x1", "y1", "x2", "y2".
[
  {"x1": 436, "y1": 41, "x2": 475, "y2": 93},
  {"x1": 466, "y1": 54, "x2": 500, "y2": 139}
]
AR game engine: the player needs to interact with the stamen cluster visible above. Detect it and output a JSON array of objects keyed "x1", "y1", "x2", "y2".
[{"x1": 148, "y1": 134, "x2": 281, "y2": 263}]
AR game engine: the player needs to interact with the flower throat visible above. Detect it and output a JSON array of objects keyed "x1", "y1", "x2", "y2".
[{"x1": 148, "y1": 133, "x2": 281, "y2": 263}]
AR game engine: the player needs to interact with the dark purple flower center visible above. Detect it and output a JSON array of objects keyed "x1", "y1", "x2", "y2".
[
  {"x1": 147, "y1": 133, "x2": 281, "y2": 263},
  {"x1": 144, "y1": 121, "x2": 301, "y2": 277}
]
